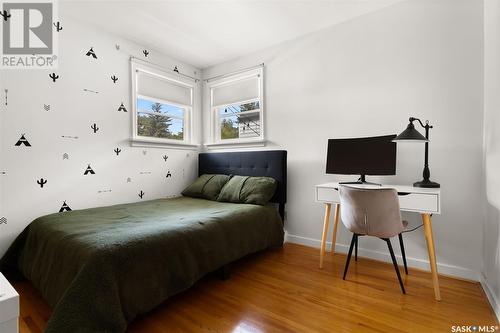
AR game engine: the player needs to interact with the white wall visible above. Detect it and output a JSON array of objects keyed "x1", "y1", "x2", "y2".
[
  {"x1": 483, "y1": 0, "x2": 500, "y2": 320},
  {"x1": 0, "y1": 8, "x2": 202, "y2": 257},
  {"x1": 203, "y1": 0, "x2": 484, "y2": 280}
]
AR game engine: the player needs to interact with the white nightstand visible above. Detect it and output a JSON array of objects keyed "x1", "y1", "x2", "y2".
[{"x1": 0, "y1": 273, "x2": 19, "y2": 333}]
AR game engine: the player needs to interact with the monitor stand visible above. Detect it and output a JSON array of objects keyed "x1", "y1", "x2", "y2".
[{"x1": 339, "y1": 175, "x2": 382, "y2": 186}]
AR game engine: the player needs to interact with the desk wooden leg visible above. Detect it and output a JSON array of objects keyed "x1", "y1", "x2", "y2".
[
  {"x1": 330, "y1": 204, "x2": 340, "y2": 255},
  {"x1": 319, "y1": 203, "x2": 332, "y2": 269},
  {"x1": 422, "y1": 213, "x2": 441, "y2": 301}
]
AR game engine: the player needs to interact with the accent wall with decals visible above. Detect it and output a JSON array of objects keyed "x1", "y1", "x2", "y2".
[{"x1": 0, "y1": 13, "x2": 202, "y2": 256}]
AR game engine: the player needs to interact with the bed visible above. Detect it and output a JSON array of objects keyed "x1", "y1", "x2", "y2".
[{"x1": 0, "y1": 150, "x2": 287, "y2": 333}]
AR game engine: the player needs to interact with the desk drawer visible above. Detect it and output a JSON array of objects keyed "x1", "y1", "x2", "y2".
[
  {"x1": 317, "y1": 187, "x2": 340, "y2": 203},
  {"x1": 398, "y1": 193, "x2": 439, "y2": 213}
]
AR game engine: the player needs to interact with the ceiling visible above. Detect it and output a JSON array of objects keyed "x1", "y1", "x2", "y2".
[{"x1": 62, "y1": 0, "x2": 404, "y2": 69}]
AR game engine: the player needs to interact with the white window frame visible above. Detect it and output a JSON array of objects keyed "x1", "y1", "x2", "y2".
[
  {"x1": 206, "y1": 67, "x2": 265, "y2": 148},
  {"x1": 130, "y1": 59, "x2": 197, "y2": 149}
]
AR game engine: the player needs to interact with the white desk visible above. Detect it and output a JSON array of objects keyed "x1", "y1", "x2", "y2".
[
  {"x1": 315, "y1": 182, "x2": 442, "y2": 301},
  {"x1": 0, "y1": 273, "x2": 19, "y2": 333}
]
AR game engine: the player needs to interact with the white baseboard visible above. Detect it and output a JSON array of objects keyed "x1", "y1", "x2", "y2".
[
  {"x1": 285, "y1": 233, "x2": 480, "y2": 281},
  {"x1": 480, "y1": 274, "x2": 500, "y2": 323}
]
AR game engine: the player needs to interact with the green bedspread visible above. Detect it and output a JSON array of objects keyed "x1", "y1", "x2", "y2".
[{"x1": 0, "y1": 197, "x2": 284, "y2": 332}]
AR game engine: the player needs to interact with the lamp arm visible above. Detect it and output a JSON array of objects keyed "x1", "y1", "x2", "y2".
[{"x1": 409, "y1": 117, "x2": 433, "y2": 129}]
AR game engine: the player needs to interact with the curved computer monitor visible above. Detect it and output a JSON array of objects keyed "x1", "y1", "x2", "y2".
[{"x1": 326, "y1": 134, "x2": 397, "y2": 184}]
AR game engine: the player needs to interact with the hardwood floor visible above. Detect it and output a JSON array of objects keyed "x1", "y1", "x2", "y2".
[{"x1": 13, "y1": 243, "x2": 499, "y2": 332}]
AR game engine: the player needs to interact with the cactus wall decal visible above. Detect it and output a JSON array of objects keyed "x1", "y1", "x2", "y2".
[
  {"x1": 163, "y1": 155, "x2": 168, "y2": 162},
  {"x1": 91, "y1": 123, "x2": 99, "y2": 133},
  {"x1": 173, "y1": 65, "x2": 179, "y2": 73},
  {"x1": 15, "y1": 134, "x2": 31, "y2": 147},
  {"x1": 0, "y1": 10, "x2": 11, "y2": 21},
  {"x1": 37, "y1": 178, "x2": 47, "y2": 188},
  {"x1": 143, "y1": 50, "x2": 149, "y2": 57},
  {"x1": 117, "y1": 102, "x2": 127, "y2": 112},
  {"x1": 138, "y1": 190, "x2": 145, "y2": 199},
  {"x1": 49, "y1": 73, "x2": 59, "y2": 82},
  {"x1": 110, "y1": 75, "x2": 118, "y2": 83},
  {"x1": 166, "y1": 171, "x2": 172, "y2": 178},
  {"x1": 84, "y1": 164, "x2": 95, "y2": 175},
  {"x1": 44, "y1": 104, "x2": 50, "y2": 111},
  {"x1": 86, "y1": 47, "x2": 97, "y2": 59},
  {"x1": 53, "y1": 21, "x2": 62, "y2": 32},
  {"x1": 114, "y1": 148, "x2": 121, "y2": 155},
  {"x1": 59, "y1": 201, "x2": 72, "y2": 212}
]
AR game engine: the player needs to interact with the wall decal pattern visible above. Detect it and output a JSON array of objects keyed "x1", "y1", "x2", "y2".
[
  {"x1": 44, "y1": 104, "x2": 50, "y2": 111},
  {"x1": 0, "y1": 10, "x2": 11, "y2": 21},
  {"x1": 117, "y1": 102, "x2": 127, "y2": 112},
  {"x1": 143, "y1": 50, "x2": 149, "y2": 57},
  {"x1": 37, "y1": 178, "x2": 47, "y2": 188},
  {"x1": 59, "y1": 201, "x2": 72, "y2": 212},
  {"x1": 114, "y1": 148, "x2": 121, "y2": 155},
  {"x1": 15, "y1": 134, "x2": 31, "y2": 147},
  {"x1": 115, "y1": 44, "x2": 120, "y2": 50},
  {"x1": 86, "y1": 47, "x2": 97, "y2": 59},
  {"x1": 91, "y1": 123, "x2": 99, "y2": 133},
  {"x1": 138, "y1": 190, "x2": 145, "y2": 199},
  {"x1": 83, "y1": 88, "x2": 99, "y2": 94},
  {"x1": 0, "y1": 217, "x2": 7, "y2": 225},
  {"x1": 163, "y1": 155, "x2": 168, "y2": 162},
  {"x1": 126, "y1": 177, "x2": 132, "y2": 183},
  {"x1": 53, "y1": 21, "x2": 62, "y2": 32},
  {"x1": 166, "y1": 171, "x2": 172, "y2": 178},
  {"x1": 63, "y1": 153, "x2": 69, "y2": 160},
  {"x1": 111, "y1": 75, "x2": 118, "y2": 83},
  {"x1": 49, "y1": 73, "x2": 59, "y2": 82},
  {"x1": 84, "y1": 164, "x2": 95, "y2": 175}
]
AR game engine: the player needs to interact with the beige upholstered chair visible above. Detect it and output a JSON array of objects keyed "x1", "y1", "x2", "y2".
[{"x1": 339, "y1": 185, "x2": 408, "y2": 294}]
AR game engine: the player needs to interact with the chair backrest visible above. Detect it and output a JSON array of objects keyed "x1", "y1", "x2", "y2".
[{"x1": 339, "y1": 185, "x2": 403, "y2": 238}]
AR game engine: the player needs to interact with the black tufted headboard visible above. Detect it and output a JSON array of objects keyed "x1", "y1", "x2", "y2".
[{"x1": 198, "y1": 150, "x2": 287, "y2": 220}]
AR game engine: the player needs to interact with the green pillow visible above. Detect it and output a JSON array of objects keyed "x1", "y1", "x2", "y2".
[
  {"x1": 217, "y1": 175, "x2": 277, "y2": 205},
  {"x1": 182, "y1": 174, "x2": 231, "y2": 200}
]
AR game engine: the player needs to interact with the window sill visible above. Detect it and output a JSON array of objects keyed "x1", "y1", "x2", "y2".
[
  {"x1": 130, "y1": 138, "x2": 199, "y2": 150},
  {"x1": 204, "y1": 140, "x2": 267, "y2": 150}
]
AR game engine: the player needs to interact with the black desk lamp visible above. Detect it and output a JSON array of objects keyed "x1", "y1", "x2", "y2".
[{"x1": 393, "y1": 117, "x2": 440, "y2": 188}]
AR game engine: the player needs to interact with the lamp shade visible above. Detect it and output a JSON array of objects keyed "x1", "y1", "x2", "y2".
[{"x1": 393, "y1": 122, "x2": 428, "y2": 142}]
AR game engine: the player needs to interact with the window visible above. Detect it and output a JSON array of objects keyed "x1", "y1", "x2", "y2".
[
  {"x1": 131, "y1": 59, "x2": 195, "y2": 148},
  {"x1": 207, "y1": 67, "x2": 264, "y2": 146}
]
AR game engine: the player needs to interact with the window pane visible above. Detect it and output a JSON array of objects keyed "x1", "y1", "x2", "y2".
[
  {"x1": 137, "y1": 98, "x2": 184, "y2": 117},
  {"x1": 220, "y1": 113, "x2": 260, "y2": 140},
  {"x1": 218, "y1": 101, "x2": 260, "y2": 117},
  {"x1": 137, "y1": 98, "x2": 184, "y2": 140}
]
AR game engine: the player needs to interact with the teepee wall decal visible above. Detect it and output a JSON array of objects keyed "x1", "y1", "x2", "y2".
[
  {"x1": 117, "y1": 102, "x2": 127, "y2": 112},
  {"x1": 15, "y1": 134, "x2": 31, "y2": 147},
  {"x1": 84, "y1": 164, "x2": 95, "y2": 175},
  {"x1": 59, "y1": 201, "x2": 72, "y2": 212},
  {"x1": 86, "y1": 47, "x2": 97, "y2": 59}
]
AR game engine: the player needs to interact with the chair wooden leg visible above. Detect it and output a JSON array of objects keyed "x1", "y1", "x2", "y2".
[
  {"x1": 343, "y1": 234, "x2": 357, "y2": 280},
  {"x1": 354, "y1": 235, "x2": 358, "y2": 261},
  {"x1": 398, "y1": 233, "x2": 408, "y2": 275},
  {"x1": 385, "y1": 238, "x2": 406, "y2": 294}
]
